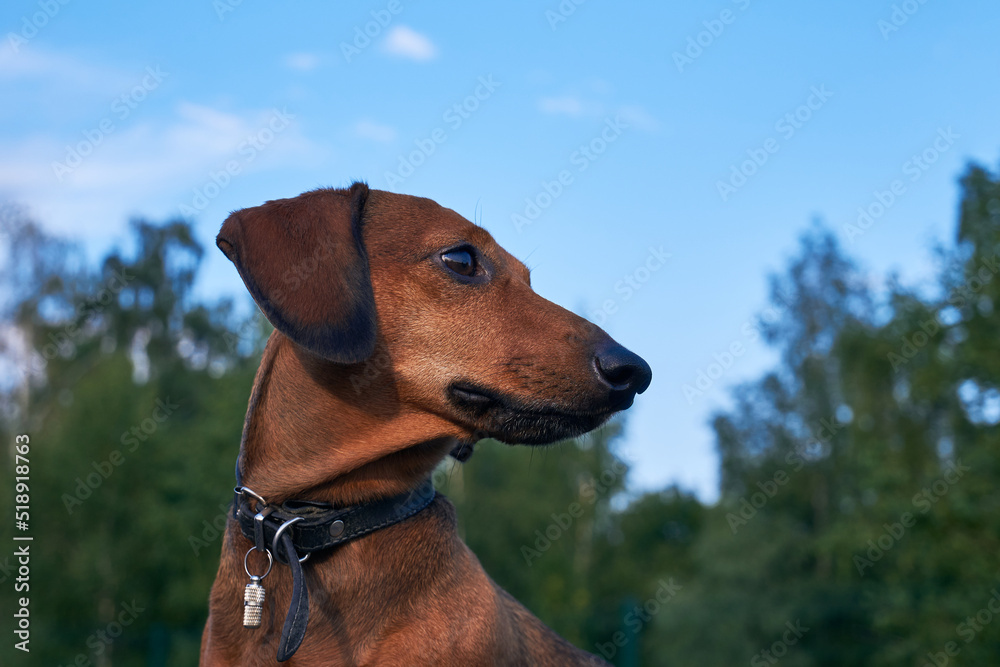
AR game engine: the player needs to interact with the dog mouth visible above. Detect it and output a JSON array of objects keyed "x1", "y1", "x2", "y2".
[
  {"x1": 449, "y1": 383, "x2": 497, "y2": 408},
  {"x1": 446, "y1": 381, "x2": 619, "y2": 445}
]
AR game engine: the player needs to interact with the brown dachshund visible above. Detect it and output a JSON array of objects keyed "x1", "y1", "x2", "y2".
[{"x1": 200, "y1": 182, "x2": 651, "y2": 665}]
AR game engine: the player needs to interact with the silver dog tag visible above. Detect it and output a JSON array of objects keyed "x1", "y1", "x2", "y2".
[
  {"x1": 243, "y1": 576, "x2": 265, "y2": 628},
  {"x1": 242, "y1": 545, "x2": 272, "y2": 629}
]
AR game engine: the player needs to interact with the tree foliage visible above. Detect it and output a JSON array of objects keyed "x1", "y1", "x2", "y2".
[
  {"x1": 1, "y1": 159, "x2": 999, "y2": 665},
  {"x1": 648, "y1": 161, "x2": 1000, "y2": 666}
]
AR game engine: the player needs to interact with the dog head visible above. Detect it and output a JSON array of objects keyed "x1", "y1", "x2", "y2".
[{"x1": 218, "y1": 182, "x2": 651, "y2": 447}]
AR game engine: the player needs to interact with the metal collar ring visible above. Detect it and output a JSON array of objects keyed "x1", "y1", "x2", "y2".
[
  {"x1": 272, "y1": 517, "x2": 310, "y2": 563},
  {"x1": 244, "y1": 546, "x2": 273, "y2": 580}
]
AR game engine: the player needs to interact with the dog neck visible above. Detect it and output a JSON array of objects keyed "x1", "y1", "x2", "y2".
[{"x1": 235, "y1": 332, "x2": 458, "y2": 506}]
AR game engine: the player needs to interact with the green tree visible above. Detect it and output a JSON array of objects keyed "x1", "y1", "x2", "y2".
[
  {"x1": 438, "y1": 423, "x2": 629, "y2": 648},
  {"x1": 3, "y1": 157, "x2": 999, "y2": 666},
  {"x1": 0, "y1": 215, "x2": 264, "y2": 665},
  {"x1": 649, "y1": 160, "x2": 1000, "y2": 666}
]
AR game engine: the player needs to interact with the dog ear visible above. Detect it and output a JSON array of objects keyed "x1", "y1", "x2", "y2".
[{"x1": 217, "y1": 182, "x2": 376, "y2": 364}]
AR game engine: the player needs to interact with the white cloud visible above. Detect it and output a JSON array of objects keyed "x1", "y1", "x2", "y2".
[
  {"x1": 0, "y1": 43, "x2": 108, "y2": 83},
  {"x1": 0, "y1": 45, "x2": 173, "y2": 131},
  {"x1": 0, "y1": 136, "x2": 59, "y2": 190},
  {"x1": 0, "y1": 43, "x2": 133, "y2": 95},
  {"x1": 380, "y1": 26, "x2": 437, "y2": 61},
  {"x1": 0, "y1": 102, "x2": 323, "y2": 237},
  {"x1": 537, "y1": 93, "x2": 661, "y2": 133},
  {"x1": 353, "y1": 119, "x2": 397, "y2": 143},
  {"x1": 588, "y1": 78, "x2": 614, "y2": 95},
  {"x1": 538, "y1": 96, "x2": 585, "y2": 116},
  {"x1": 284, "y1": 52, "x2": 320, "y2": 71},
  {"x1": 618, "y1": 105, "x2": 661, "y2": 132}
]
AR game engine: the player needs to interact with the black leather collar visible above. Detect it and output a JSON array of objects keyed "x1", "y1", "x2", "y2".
[
  {"x1": 233, "y1": 479, "x2": 437, "y2": 661},
  {"x1": 234, "y1": 479, "x2": 437, "y2": 557}
]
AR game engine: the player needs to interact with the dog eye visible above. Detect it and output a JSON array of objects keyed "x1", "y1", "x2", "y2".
[{"x1": 441, "y1": 248, "x2": 477, "y2": 277}]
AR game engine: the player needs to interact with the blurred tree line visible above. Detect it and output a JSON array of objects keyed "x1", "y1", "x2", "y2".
[{"x1": 1, "y1": 160, "x2": 999, "y2": 666}]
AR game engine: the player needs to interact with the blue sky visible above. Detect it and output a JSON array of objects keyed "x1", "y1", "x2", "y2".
[{"x1": 3, "y1": 0, "x2": 1000, "y2": 501}]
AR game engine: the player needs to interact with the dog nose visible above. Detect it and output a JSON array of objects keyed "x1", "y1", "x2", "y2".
[{"x1": 594, "y1": 343, "x2": 652, "y2": 396}]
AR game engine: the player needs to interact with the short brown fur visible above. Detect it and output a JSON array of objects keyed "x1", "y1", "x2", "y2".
[{"x1": 201, "y1": 183, "x2": 648, "y2": 665}]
